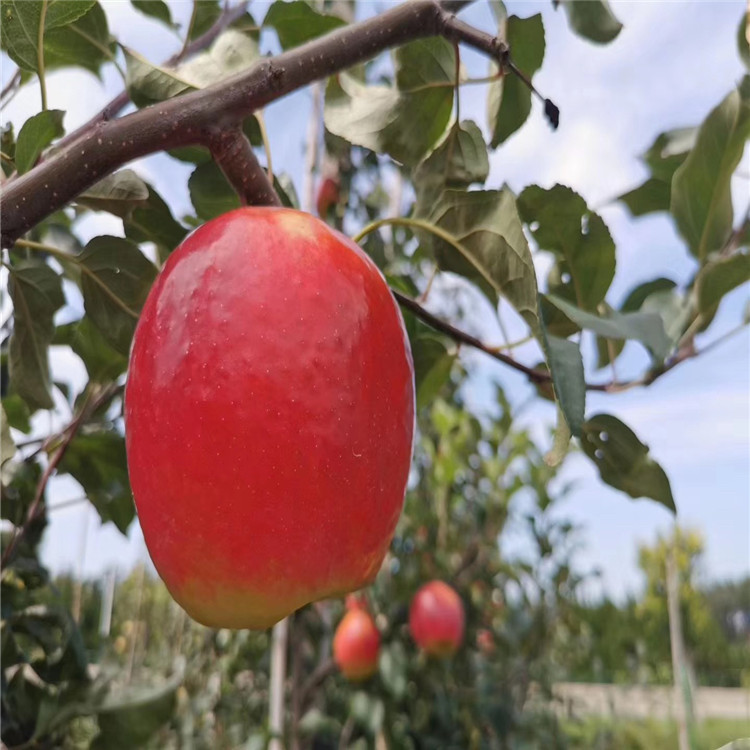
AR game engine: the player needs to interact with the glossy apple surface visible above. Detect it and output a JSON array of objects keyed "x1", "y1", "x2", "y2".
[
  {"x1": 333, "y1": 608, "x2": 380, "y2": 681},
  {"x1": 409, "y1": 580, "x2": 465, "y2": 657},
  {"x1": 125, "y1": 207, "x2": 415, "y2": 629}
]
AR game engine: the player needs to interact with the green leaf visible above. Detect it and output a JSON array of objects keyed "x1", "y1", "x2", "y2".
[
  {"x1": 188, "y1": 160, "x2": 241, "y2": 220},
  {"x1": 596, "y1": 278, "x2": 677, "y2": 368},
  {"x1": 0, "y1": 0, "x2": 96, "y2": 70},
  {"x1": 487, "y1": 14, "x2": 545, "y2": 146},
  {"x1": 695, "y1": 252, "x2": 750, "y2": 317},
  {"x1": 123, "y1": 47, "x2": 195, "y2": 107},
  {"x1": 581, "y1": 414, "x2": 675, "y2": 512},
  {"x1": 325, "y1": 38, "x2": 455, "y2": 165},
  {"x1": 518, "y1": 184, "x2": 615, "y2": 310},
  {"x1": 643, "y1": 127, "x2": 696, "y2": 182},
  {"x1": 545, "y1": 404, "x2": 572, "y2": 467},
  {"x1": 15, "y1": 110, "x2": 65, "y2": 175},
  {"x1": 739, "y1": 12, "x2": 749, "y2": 71},
  {"x1": 92, "y1": 677, "x2": 180, "y2": 750},
  {"x1": 411, "y1": 335, "x2": 456, "y2": 411},
  {"x1": 539, "y1": 324, "x2": 585, "y2": 437},
  {"x1": 54, "y1": 318, "x2": 128, "y2": 382},
  {"x1": 78, "y1": 236, "x2": 157, "y2": 355},
  {"x1": 76, "y1": 169, "x2": 149, "y2": 218},
  {"x1": 379, "y1": 642, "x2": 408, "y2": 699},
  {"x1": 560, "y1": 0, "x2": 622, "y2": 44},
  {"x1": 264, "y1": 0, "x2": 345, "y2": 50},
  {"x1": 617, "y1": 177, "x2": 671, "y2": 217},
  {"x1": 2, "y1": 394, "x2": 31, "y2": 433},
  {"x1": 1, "y1": 405, "x2": 16, "y2": 466},
  {"x1": 43, "y1": 3, "x2": 111, "y2": 76},
  {"x1": 671, "y1": 77, "x2": 750, "y2": 261},
  {"x1": 546, "y1": 294, "x2": 672, "y2": 361},
  {"x1": 123, "y1": 184, "x2": 188, "y2": 260},
  {"x1": 59, "y1": 431, "x2": 134, "y2": 533},
  {"x1": 420, "y1": 187, "x2": 541, "y2": 333},
  {"x1": 130, "y1": 0, "x2": 173, "y2": 27},
  {"x1": 124, "y1": 28, "x2": 259, "y2": 108},
  {"x1": 413, "y1": 120, "x2": 489, "y2": 209},
  {"x1": 8, "y1": 262, "x2": 65, "y2": 411},
  {"x1": 189, "y1": 0, "x2": 221, "y2": 41},
  {"x1": 350, "y1": 691, "x2": 385, "y2": 735}
]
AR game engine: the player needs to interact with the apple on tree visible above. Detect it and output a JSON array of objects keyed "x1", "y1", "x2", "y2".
[
  {"x1": 409, "y1": 580, "x2": 465, "y2": 657},
  {"x1": 125, "y1": 207, "x2": 415, "y2": 630},
  {"x1": 333, "y1": 595, "x2": 381, "y2": 681}
]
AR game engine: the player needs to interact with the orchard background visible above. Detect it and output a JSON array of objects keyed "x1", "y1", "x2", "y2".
[{"x1": 1, "y1": 0, "x2": 749, "y2": 748}]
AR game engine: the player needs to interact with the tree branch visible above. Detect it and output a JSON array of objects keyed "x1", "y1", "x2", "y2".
[
  {"x1": 393, "y1": 291, "x2": 742, "y2": 394},
  {"x1": 0, "y1": 0, "x2": 553, "y2": 246},
  {"x1": 53, "y1": 1, "x2": 251, "y2": 154},
  {"x1": 208, "y1": 126, "x2": 281, "y2": 207}
]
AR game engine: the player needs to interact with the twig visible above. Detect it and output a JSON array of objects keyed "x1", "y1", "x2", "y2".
[
  {"x1": 37, "y1": 0, "x2": 49, "y2": 111},
  {"x1": 1, "y1": 0, "x2": 556, "y2": 246},
  {"x1": 208, "y1": 127, "x2": 281, "y2": 207},
  {"x1": 0, "y1": 69, "x2": 22, "y2": 105},
  {"x1": 1, "y1": 383, "x2": 120, "y2": 567},
  {"x1": 299, "y1": 659, "x2": 336, "y2": 707}
]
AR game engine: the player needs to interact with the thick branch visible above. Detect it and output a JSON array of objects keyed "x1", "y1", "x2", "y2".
[
  {"x1": 0, "y1": 0, "x2": 544, "y2": 246},
  {"x1": 54, "y1": 1, "x2": 251, "y2": 153},
  {"x1": 208, "y1": 127, "x2": 281, "y2": 207}
]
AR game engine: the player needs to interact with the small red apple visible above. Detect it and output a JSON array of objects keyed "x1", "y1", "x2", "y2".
[
  {"x1": 476, "y1": 628, "x2": 495, "y2": 655},
  {"x1": 125, "y1": 207, "x2": 415, "y2": 630},
  {"x1": 333, "y1": 608, "x2": 380, "y2": 681},
  {"x1": 409, "y1": 581, "x2": 465, "y2": 657},
  {"x1": 316, "y1": 176, "x2": 340, "y2": 220}
]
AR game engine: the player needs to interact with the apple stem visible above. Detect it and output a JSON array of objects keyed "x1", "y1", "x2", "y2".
[{"x1": 268, "y1": 617, "x2": 289, "y2": 750}]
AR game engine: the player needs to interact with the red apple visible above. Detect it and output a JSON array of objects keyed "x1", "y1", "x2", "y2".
[
  {"x1": 409, "y1": 581, "x2": 465, "y2": 657},
  {"x1": 316, "y1": 176, "x2": 340, "y2": 219},
  {"x1": 476, "y1": 628, "x2": 495, "y2": 655},
  {"x1": 333, "y1": 608, "x2": 380, "y2": 681},
  {"x1": 125, "y1": 207, "x2": 415, "y2": 630}
]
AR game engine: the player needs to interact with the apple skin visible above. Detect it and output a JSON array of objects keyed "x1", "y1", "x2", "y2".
[
  {"x1": 125, "y1": 207, "x2": 415, "y2": 630},
  {"x1": 333, "y1": 608, "x2": 380, "y2": 681},
  {"x1": 409, "y1": 581, "x2": 465, "y2": 657},
  {"x1": 316, "y1": 176, "x2": 340, "y2": 220}
]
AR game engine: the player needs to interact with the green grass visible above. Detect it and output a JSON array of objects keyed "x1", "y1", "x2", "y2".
[{"x1": 562, "y1": 717, "x2": 750, "y2": 750}]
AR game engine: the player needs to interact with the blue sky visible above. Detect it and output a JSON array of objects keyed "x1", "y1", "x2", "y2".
[{"x1": 2, "y1": 0, "x2": 748, "y2": 601}]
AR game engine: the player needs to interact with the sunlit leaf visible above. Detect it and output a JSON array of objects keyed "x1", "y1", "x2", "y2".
[
  {"x1": 596, "y1": 278, "x2": 677, "y2": 368},
  {"x1": 581, "y1": 414, "x2": 675, "y2": 512},
  {"x1": 671, "y1": 77, "x2": 750, "y2": 260},
  {"x1": 325, "y1": 38, "x2": 455, "y2": 165},
  {"x1": 15, "y1": 110, "x2": 65, "y2": 175},
  {"x1": 264, "y1": 0, "x2": 345, "y2": 50},
  {"x1": 1, "y1": 405, "x2": 16, "y2": 465},
  {"x1": 546, "y1": 293, "x2": 672, "y2": 361},
  {"x1": 124, "y1": 28, "x2": 259, "y2": 107},
  {"x1": 43, "y1": 3, "x2": 111, "y2": 76},
  {"x1": 0, "y1": 0, "x2": 96, "y2": 71}
]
